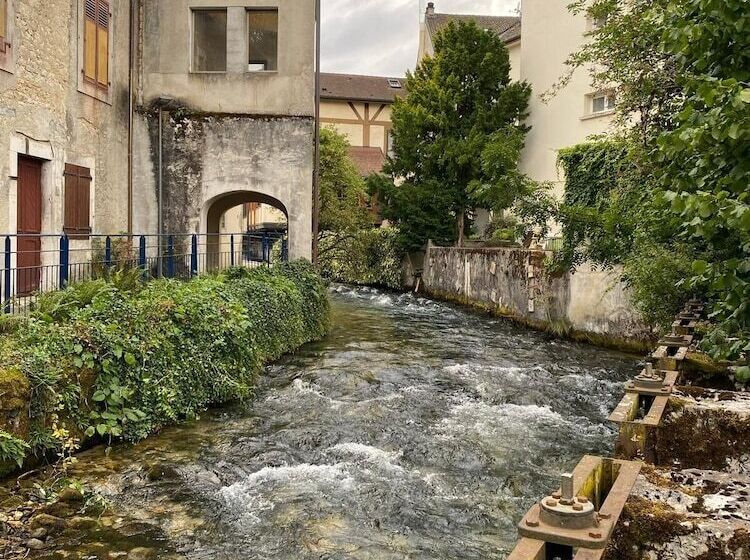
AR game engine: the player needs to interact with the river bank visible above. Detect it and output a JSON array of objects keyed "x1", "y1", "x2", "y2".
[
  {"x1": 0, "y1": 262, "x2": 331, "y2": 479},
  {"x1": 1, "y1": 284, "x2": 637, "y2": 559}
]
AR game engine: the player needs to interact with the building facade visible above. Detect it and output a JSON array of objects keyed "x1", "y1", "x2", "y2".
[
  {"x1": 0, "y1": 0, "x2": 315, "y2": 297},
  {"x1": 319, "y1": 73, "x2": 405, "y2": 176}
]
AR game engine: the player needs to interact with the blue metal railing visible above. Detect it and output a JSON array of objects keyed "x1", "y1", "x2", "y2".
[{"x1": 1, "y1": 231, "x2": 288, "y2": 315}]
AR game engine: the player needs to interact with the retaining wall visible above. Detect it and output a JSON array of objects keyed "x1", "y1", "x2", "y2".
[{"x1": 420, "y1": 243, "x2": 649, "y2": 343}]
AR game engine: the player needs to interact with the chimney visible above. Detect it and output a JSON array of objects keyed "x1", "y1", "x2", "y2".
[{"x1": 426, "y1": 2, "x2": 435, "y2": 16}]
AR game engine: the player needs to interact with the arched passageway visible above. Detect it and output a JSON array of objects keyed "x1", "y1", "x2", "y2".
[{"x1": 205, "y1": 191, "x2": 289, "y2": 269}]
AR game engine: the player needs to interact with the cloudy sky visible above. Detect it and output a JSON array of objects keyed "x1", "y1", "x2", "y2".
[{"x1": 321, "y1": 0, "x2": 520, "y2": 77}]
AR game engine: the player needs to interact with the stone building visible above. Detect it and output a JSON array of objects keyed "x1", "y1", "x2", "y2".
[{"x1": 0, "y1": 0, "x2": 315, "y2": 296}]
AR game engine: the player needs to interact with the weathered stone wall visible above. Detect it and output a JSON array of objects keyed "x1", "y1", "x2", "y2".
[
  {"x1": 0, "y1": 0, "x2": 131, "y2": 236},
  {"x1": 421, "y1": 244, "x2": 649, "y2": 340},
  {"x1": 131, "y1": 109, "x2": 314, "y2": 260}
]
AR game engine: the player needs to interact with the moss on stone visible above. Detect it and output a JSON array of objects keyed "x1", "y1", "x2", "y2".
[
  {"x1": 0, "y1": 368, "x2": 31, "y2": 437},
  {"x1": 604, "y1": 496, "x2": 694, "y2": 560},
  {"x1": 655, "y1": 402, "x2": 750, "y2": 471}
]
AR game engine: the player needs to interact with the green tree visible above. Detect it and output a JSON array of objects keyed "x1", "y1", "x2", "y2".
[
  {"x1": 384, "y1": 20, "x2": 531, "y2": 248},
  {"x1": 659, "y1": 0, "x2": 750, "y2": 359},
  {"x1": 318, "y1": 127, "x2": 371, "y2": 252}
]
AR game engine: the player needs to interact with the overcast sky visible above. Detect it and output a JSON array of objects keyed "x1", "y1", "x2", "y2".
[{"x1": 321, "y1": 0, "x2": 520, "y2": 77}]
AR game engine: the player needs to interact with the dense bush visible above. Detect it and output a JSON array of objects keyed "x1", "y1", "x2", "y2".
[
  {"x1": 0, "y1": 261, "x2": 329, "y2": 466},
  {"x1": 319, "y1": 228, "x2": 404, "y2": 290}
]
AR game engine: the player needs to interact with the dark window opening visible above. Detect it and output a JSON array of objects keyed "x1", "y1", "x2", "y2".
[
  {"x1": 248, "y1": 9, "x2": 278, "y2": 71},
  {"x1": 193, "y1": 9, "x2": 227, "y2": 72}
]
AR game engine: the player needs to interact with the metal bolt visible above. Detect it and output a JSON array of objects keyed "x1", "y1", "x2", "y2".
[
  {"x1": 546, "y1": 499, "x2": 559, "y2": 507},
  {"x1": 573, "y1": 504, "x2": 583, "y2": 511},
  {"x1": 552, "y1": 491, "x2": 562, "y2": 499},
  {"x1": 561, "y1": 473, "x2": 574, "y2": 501},
  {"x1": 589, "y1": 531, "x2": 602, "y2": 539},
  {"x1": 645, "y1": 362, "x2": 653, "y2": 375},
  {"x1": 526, "y1": 519, "x2": 539, "y2": 527},
  {"x1": 578, "y1": 496, "x2": 589, "y2": 504}
]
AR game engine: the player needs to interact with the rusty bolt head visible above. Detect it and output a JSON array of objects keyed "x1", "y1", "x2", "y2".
[
  {"x1": 526, "y1": 519, "x2": 539, "y2": 527},
  {"x1": 598, "y1": 513, "x2": 612, "y2": 520},
  {"x1": 573, "y1": 504, "x2": 583, "y2": 511},
  {"x1": 552, "y1": 491, "x2": 562, "y2": 499},
  {"x1": 577, "y1": 496, "x2": 589, "y2": 504},
  {"x1": 589, "y1": 531, "x2": 602, "y2": 539},
  {"x1": 545, "y1": 499, "x2": 559, "y2": 507}
]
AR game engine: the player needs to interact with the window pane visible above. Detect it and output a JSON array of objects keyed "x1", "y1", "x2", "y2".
[
  {"x1": 248, "y1": 10, "x2": 278, "y2": 71},
  {"x1": 592, "y1": 96, "x2": 605, "y2": 113},
  {"x1": 193, "y1": 10, "x2": 227, "y2": 72}
]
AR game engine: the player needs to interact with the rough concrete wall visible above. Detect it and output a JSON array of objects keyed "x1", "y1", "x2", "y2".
[
  {"x1": 0, "y1": 0, "x2": 131, "y2": 237},
  {"x1": 140, "y1": 0, "x2": 315, "y2": 117},
  {"x1": 423, "y1": 244, "x2": 568, "y2": 323},
  {"x1": 422, "y1": 245, "x2": 648, "y2": 339},
  {"x1": 132, "y1": 110, "x2": 313, "y2": 260}
]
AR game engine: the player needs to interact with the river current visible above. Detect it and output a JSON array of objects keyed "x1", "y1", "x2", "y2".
[{"x1": 26, "y1": 285, "x2": 637, "y2": 559}]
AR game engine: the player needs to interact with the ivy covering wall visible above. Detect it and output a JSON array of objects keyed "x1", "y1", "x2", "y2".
[{"x1": 0, "y1": 262, "x2": 330, "y2": 476}]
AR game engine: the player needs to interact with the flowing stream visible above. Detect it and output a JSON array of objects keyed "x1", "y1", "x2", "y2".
[{"x1": 22, "y1": 285, "x2": 637, "y2": 559}]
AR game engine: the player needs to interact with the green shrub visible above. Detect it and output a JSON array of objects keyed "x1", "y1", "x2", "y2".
[
  {"x1": 2, "y1": 261, "x2": 330, "y2": 461},
  {"x1": 0, "y1": 431, "x2": 29, "y2": 468},
  {"x1": 319, "y1": 228, "x2": 404, "y2": 289}
]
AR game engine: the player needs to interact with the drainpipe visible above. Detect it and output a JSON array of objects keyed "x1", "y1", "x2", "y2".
[
  {"x1": 157, "y1": 105, "x2": 164, "y2": 277},
  {"x1": 312, "y1": 0, "x2": 321, "y2": 265},
  {"x1": 127, "y1": 0, "x2": 136, "y2": 235}
]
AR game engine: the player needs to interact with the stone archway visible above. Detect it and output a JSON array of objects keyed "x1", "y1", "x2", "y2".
[{"x1": 204, "y1": 190, "x2": 290, "y2": 268}]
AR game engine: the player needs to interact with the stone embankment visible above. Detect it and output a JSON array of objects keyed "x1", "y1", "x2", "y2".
[
  {"x1": 507, "y1": 300, "x2": 750, "y2": 559},
  {"x1": 416, "y1": 244, "x2": 652, "y2": 352}
]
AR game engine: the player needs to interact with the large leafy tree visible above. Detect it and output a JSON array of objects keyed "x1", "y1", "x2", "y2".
[{"x1": 382, "y1": 20, "x2": 531, "y2": 248}]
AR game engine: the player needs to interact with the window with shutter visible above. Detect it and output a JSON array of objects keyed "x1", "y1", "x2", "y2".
[
  {"x1": 0, "y1": 0, "x2": 8, "y2": 53},
  {"x1": 63, "y1": 164, "x2": 92, "y2": 239},
  {"x1": 83, "y1": 0, "x2": 109, "y2": 90}
]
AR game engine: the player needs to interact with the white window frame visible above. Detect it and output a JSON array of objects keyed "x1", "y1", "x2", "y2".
[{"x1": 583, "y1": 91, "x2": 616, "y2": 119}]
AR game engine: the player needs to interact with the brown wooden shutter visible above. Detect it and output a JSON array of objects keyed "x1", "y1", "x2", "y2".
[
  {"x1": 83, "y1": 0, "x2": 97, "y2": 81},
  {"x1": 96, "y1": 0, "x2": 109, "y2": 88},
  {"x1": 0, "y1": 0, "x2": 8, "y2": 53},
  {"x1": 64, "y1": 164, "x2": 92, "y2": 239}
]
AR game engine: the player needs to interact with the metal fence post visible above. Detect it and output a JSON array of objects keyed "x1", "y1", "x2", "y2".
[
  {"x1": 230, "y1": 234, "x2": 235, "y2": 267},
  {"x1": 191, "y1": 234, "x2": 198, "y2": 277},
  {"x1": 138, "y1": 235, "x2": 147, "y2": 278},
  {"x1": 282, "y1": 238, "x2": 288, "y2": 262},
  {"x1": 59, "y1": 235, "x2": 69, "y2": 289},
  {"x1": 3, "y1": 236, "x2": 10, "y2": 314},
  {"x1": 167, "y1": 235, "x2": 175, "y2": 278},
  {"x1": 104, "y1": 236, "x2": 112, "y2": 268}
]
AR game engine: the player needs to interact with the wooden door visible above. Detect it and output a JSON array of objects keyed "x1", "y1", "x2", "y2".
[{"x1": 17, "y1": 157, "x2": 42, "y2": 295}]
